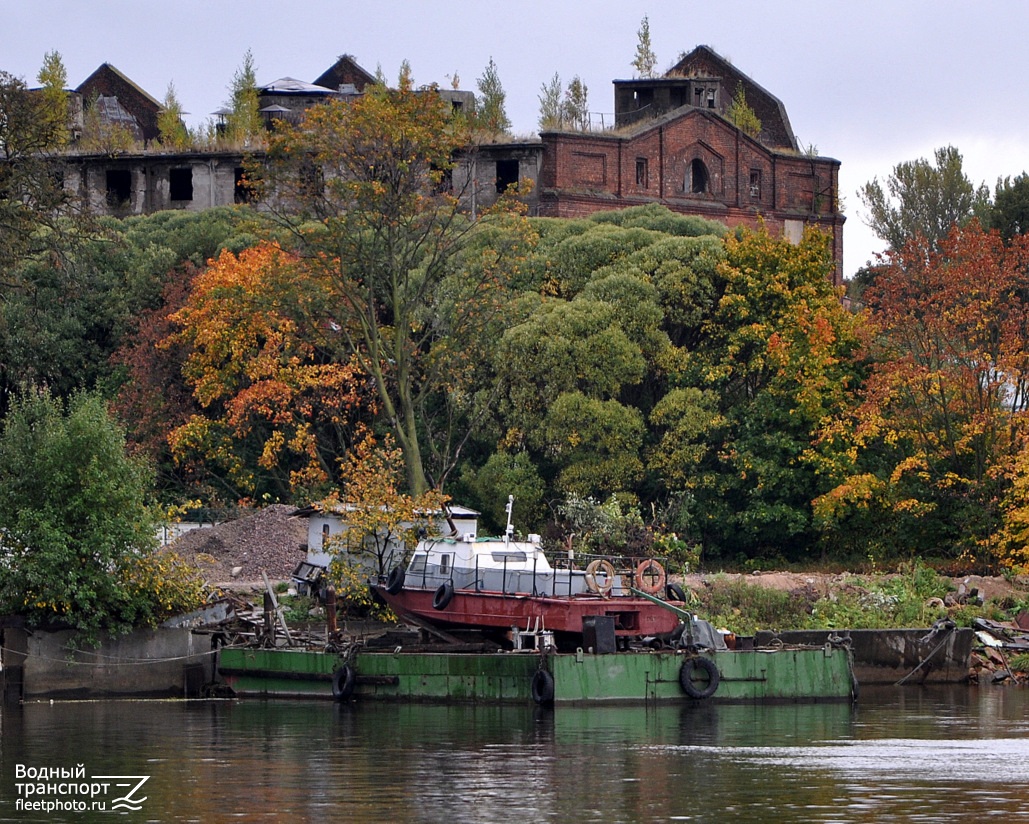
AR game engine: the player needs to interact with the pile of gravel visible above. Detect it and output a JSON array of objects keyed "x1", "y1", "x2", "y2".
[{"x1": 165, "y1": 504, "x2": 308, "y2": 585}]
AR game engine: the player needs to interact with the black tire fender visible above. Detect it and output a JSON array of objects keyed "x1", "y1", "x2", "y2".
[
  {"x1": 385, "y1": 565, "x2": 405, "y2": 595},
  {"x1": 666, "y1": 582, "x2": 687, "y2": 602},
  {"x1": 531, "y1": 669, "x2": 555, "y2": 705},
  {"x1": 332, "y1": 664, "x2": 356, "y2": 701},
  {"x1": 432, "y1": 581, "x2": 455, "y2": 610},
  {"x1": 679, "y1": 656, "x2": 720, "y2": 699}
]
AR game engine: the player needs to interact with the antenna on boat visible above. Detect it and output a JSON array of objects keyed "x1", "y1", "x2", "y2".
[{"x1": 504, "y1": 495, "x2": 515, "y2": 546}]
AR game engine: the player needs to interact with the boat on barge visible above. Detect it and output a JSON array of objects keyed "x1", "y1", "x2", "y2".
[
  {"x1": 370, "y1": 498, "x2": 689, "y2": 649},
  {"x1": 216, "y1": 499, "x2": 857, "y2": 705}
]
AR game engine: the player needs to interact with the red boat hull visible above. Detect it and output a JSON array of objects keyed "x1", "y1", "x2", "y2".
[{"x1": 373, "y1": 585, "x2": 684, "y2": 638}]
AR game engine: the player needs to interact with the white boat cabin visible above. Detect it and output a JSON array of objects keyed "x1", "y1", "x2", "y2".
[{"x1": 402, "y1": 532, "x2": 626, "y2": 598}]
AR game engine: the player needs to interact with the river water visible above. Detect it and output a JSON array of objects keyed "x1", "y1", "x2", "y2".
[{"x1": 1, "y1": 685, "x2": 1028, "y2": 823}]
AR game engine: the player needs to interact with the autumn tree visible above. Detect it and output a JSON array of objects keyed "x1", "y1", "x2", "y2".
[
  {"x1": 653, "y1": 225, "x2": 866, "y2": 559},
  {"x1": 632, "y1": 15, "x2": 658, "y2": 78},
  {"x1": 538, "y1": 72, "x2": 564, "y2": 130},
  {"x1": 79, "y1": 92, "x2": 138, "y2": 154},
  {"x1": 158, "y1": 81, "x2": 190, "y2": 150},
  {"x1": 225, "y1": 49, "x2": 261, "y2": 147},
  {"x1": 859, "y1": 145, "x2": 991, "y2": 252},
  {"x1": 475, "y1": 57, "x2": 511, "y2": 138},
  {"x1": 260, "y1": 73, "x2": 534, "y2": 496},
  {"x1": 326, "y1": 432, "x2": 447, "y2": 583},
  {"x1": 0, "y1": 70, "x2": 75, "y2": 276},
  {"x1": 563, "y1": 76, "x2": 590, "y2": 131},
  {"x1": 167, "y1": 242, "x2": 373, "y2": 503},
  {"x1": 726, "y1": 82, "x2": 761, "y2": 138},
  {"x1": 36, "y1": 50, "x2": 69, "y2": 149},
  {"x1": 815, "y1": 223, "x2": 1029, "y2": 563}
]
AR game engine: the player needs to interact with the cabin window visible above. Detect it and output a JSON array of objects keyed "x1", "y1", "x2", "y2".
[
  {"x1": 409, "y1": 555, "x2": 427, "y2": 574},
  {"x1": 106, "y1": 169, "x2": 131, "y2": 206},
  {"x1": 687, "y1": 159, "x2": 710, "y2": 194},
  {"x1": 439, "y1": 554, "x2": 451, "y2": 575},
  {"x1": 635, "y1": 157, "x2": 649, "y2": 188},
  {"x1": 496, "y1": 159, "x2": 519, "y2": 193},
  {"x1": 492, "y1": 551, "x2": 527, "y2": 563},
  {"x1": 169, "y1": 167, "x2": 193, "y2": 201}
]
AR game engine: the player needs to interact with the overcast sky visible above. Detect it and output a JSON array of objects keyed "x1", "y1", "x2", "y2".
[{"x1": 4, "y1": 0, "x2": 1029, "y2": 279}]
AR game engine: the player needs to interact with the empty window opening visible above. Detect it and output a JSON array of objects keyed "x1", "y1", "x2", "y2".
[
  {"x1": 431, "y1": 163, "x2": 453, "y2": 195},
  {"x1": 636, "y1": 157, "x2": 649, "y2": 188},
  {"x1": 234, "y1": 167, "x2": 252, "y2": 203},
  {"x1": 169, "y1": 167, "x2": 193, "y2": 201},
  {"x1": 688, "y1": 159, "x2": 710, "y2": 194},
  {"x1": 496, "y1": 159, "x2": 519, "y2": 193},
  {"x1": 706, "y1": 90, "x2": 716, "y2": 108},
  {"x1": 105, "y1": 169, "x2": 131, "y2": 206},
  {"x1": 749, "y1": 169, "x2": 762, "y2": 200},
  {"x1": 451, "y1": 100, "x2": 463, "y2": 112}
]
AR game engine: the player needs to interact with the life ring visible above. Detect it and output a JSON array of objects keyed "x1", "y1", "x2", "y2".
[
  {"x1": 531, "y1": 669, "x2": 555, "y2": 705},
  {"x1": 332, "y1": 664, "x2": 356, "y2": 701},
  {"x1": 634, "y1": 560, "x2": 666, "y2": 595},
  {"x1": 432, "y1": 581, "x2": 455, "y2": 610},
  {"x1": 385, "y1": 565, "x2": 405, "y2": 595},
  {"x1": 666, "y1": 582, "x2": 687, "y2": 602},
  {"x1": 679, "y1": 656, "x2": 720, "y2": 699},
  {"x1": 584, "y1": 560, "x2": 616, "y2": 595}
]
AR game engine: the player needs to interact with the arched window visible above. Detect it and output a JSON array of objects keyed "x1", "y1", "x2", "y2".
[
  {"x1": 321, "y1": 523, "x2": 331, "y2": 549},
  {"x1": 688, "y1": 159, "x2": 709, "y2": 194}
]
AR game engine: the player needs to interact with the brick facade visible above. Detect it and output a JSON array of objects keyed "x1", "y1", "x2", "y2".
[
  {"x1": 75, "y1": 63, "x2": 162, "y2": 144},
  {"x1": 541, "y1": 47, "x2": 845, "y2": 284}
]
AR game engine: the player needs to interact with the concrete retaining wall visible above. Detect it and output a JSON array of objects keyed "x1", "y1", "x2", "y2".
[{"x1": 1, "y1": 626, "x2": 216, "y2": 700}]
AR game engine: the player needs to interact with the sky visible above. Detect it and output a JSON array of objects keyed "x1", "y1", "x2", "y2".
[{"x1": 4, "y1": 0, "x2": 1029, "y2": 279}]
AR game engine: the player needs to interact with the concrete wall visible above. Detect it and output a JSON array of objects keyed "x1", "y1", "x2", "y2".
[
  {"x1": 1, "y1": 626, "x2": 215, "y2": 700},
  {"x1": 66, "y1": 152, "x2": 247, "y2": 216}
]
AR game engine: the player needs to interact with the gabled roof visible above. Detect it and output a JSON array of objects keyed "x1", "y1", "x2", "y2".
[
  {"x1": 665, "y1": 45, "x2": 797, "y2": 151},
  {"x1": 75, "y1": 63, "x2": 161, "y2": 142},
  {"x1": 313, "y1": 53, "x2": 377, "y2": 93},
  {"x1": 75, "y1": 63, "x2": 161, "y2": 109}
]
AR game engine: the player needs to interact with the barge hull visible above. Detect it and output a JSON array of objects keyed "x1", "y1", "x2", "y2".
[{"x1": 217, "y1": 645, "x2": 855, "y2": 704}]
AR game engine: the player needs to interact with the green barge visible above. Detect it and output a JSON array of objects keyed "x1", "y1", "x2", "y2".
[{"x1": 217, "y1": 643, "x2": 857, "y2": 705}]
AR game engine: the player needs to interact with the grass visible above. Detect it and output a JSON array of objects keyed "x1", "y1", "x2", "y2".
[{"x1": 694, "y1": 562, "x2": 1008, "y2": 635}]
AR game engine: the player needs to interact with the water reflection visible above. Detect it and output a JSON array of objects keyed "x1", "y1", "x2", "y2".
[{"x1": 2, "y1": 687, "x2": 1027, "y2": 823}]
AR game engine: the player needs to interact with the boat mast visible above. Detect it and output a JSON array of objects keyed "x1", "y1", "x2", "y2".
[{"x1": 504, "y1": 495, "x2": 515, "y2": 547}]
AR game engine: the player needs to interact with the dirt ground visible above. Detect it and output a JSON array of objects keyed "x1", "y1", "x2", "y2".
[{"x1": 677, "y1": 570, "x2": 1029, "y2": 604}]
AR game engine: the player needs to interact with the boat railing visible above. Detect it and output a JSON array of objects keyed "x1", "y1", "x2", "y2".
[{"x1": 405, "y1": 548, "x2": 677, "y2": 600}]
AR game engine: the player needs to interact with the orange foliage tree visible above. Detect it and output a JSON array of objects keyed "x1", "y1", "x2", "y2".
[
  {"x1": 815, "y1": 222, "x2": 1029, "y2": 564},
  {"x1": 166, "y1": 242, "x2": 374, "y2": 501},
  {"x1": 259, "y1": 72, "x2": 535, "y2": 496},
  {"x1": 325, "y1": 432, "x2": 448, "y2": 604}
]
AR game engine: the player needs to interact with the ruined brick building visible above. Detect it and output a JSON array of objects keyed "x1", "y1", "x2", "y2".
[
  {"x1": 539, "y1": 46, "x2": 843, "y2": 283},
  {"x1": 44, "y1": 46, "x2": 844, "y2": 282}
]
